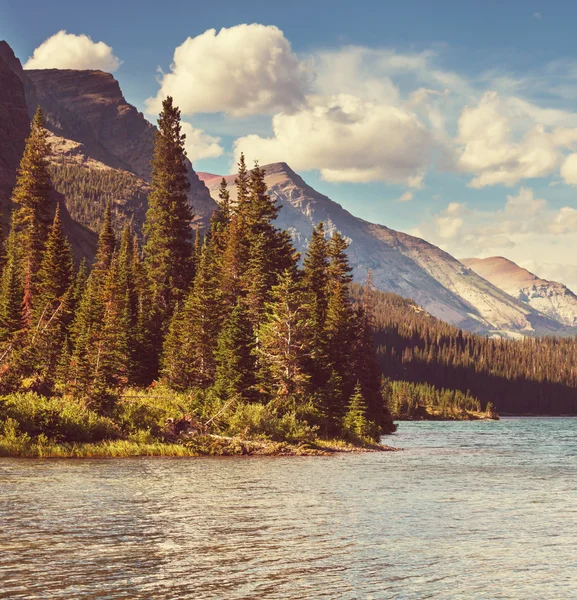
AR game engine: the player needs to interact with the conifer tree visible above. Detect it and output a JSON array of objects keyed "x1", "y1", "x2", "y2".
[
  {"x1": 257, "y1": 269, "x2": 312, "y2": 406},
  {"x1": 92, "y1": 202, "x2": 115, "y2": 280},
  {"x1": 213, "y1": 300, "x2": 256, "y2": 403},
  {"x1": 303, "y1": 222, "x2": 331, "y2": 393},
  {"x1": 89, "y1": 255, "x2": 131, "y2": 407},
  {"x1": 162, "y1": 240, "x2": 221, "y2": 390},
  {"x1": 235, "y1": 153, "x2": 250, "y2": 207},
  {"x1": 143, "y1": 96, "x2": 194, "y2": 337},
  {"x1": 211, "y1": 178, "x2": 232, "y2": 246},
  {"x1": 68, "y1": 213, "x2": 117, "y2": 398},
  {"x1": 343, "y1": 382, "x2": 375, "y2": 441},
  {"x1": 0, "y1": 228, "x2": 23, "y2": 341},
  {"x1": 219, "y1": 213, "x2": 248, "y2": 307},
  {"x1": 29, "y1": 205, "x2": 75, "y2": 390},
  {"x1": 323, "y1": 232, "x2": 356, "y2": 419},
  {"x1": 11, "y1": 107, "x2": 53, "y2": 287},
  {"x1": 33, "y1": 205, "x2": 74, "y2": 324}
]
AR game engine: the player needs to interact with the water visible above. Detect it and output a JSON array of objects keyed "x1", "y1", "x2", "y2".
[{"x1": 1, "y1": 418, "x2": 577, "y2": 599}]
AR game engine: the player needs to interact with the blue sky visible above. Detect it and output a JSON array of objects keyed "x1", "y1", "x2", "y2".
[{"x1": 3, "y1": 0, "x2": 577, "y2": 288}]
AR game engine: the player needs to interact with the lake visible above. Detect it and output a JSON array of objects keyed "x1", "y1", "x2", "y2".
[{"x1": 1, "y1": 418, "x2": 576, "y2": 599}]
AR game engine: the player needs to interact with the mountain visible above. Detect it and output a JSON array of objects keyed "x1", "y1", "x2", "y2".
[
  {"x1": 0, "y1": 43, "x2": 29, "y2": 224},
  {"x1": 199, "y1": 163, "x2": 567, "y2": 336},
  {"x1": 461, "y1": 257, "x2": 577, "y2": 328},
  {"x1": 0, "y1": 40, "x2": 218, "y2": 238},
  {"x1": 0, "y1": 39, "x2": 572, "y2": 337}
]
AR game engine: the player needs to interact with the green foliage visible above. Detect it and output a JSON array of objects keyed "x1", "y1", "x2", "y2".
[
  {"x1": 343, "y1": 382, "x2": 378, "y2": 442},
  {"x1": 0, "y1": 393, "x2": 118, "y2": 443},
  {"x1": 143, "y1": 96, "x2": 194, "y2": 343},
  {"x1": 0, "y1": 97, "x2": 394, "y2": 450},
  {"x1": 11, "y1": 107, "x2": 53, "y2": 278},
  {"x1": 224, "y1": 402, "x2": 318, "y2": 443},
  {"x1": 350, "y1": 283, "x2": 577, "y2": 415},
  {"x1": 382, "y1": 379, "x2": 482, "y2": 420},
  {"x1": 49, "y1": 162, "x2": 148, "y2": 234}
]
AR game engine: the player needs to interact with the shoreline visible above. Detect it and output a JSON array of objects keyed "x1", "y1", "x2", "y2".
[
  {"x1": 0, "y1": 435, "x2": 401, "y2": 459},
  {"x1": 394, "y1": 410, "x2": 499, "y2": 422}
]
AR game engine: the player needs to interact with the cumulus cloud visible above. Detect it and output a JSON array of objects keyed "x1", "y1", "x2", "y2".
[
  {"x1": 24, "y1": 30, "x2": 121, "y2": 71},
  {"x1": 560, "y1": 153, "x2": 577, "y2": 185},
  {"x1": 414, "y1": 187, "x2": 577, "y2": 289},
  {"x1": 181, "y1": 122, "x2": 223, "y2": 161},
  {"x1": 145, "y1": 24, "x2": 309, "y2": 117},
  {"x1": 234, "y1": 94, "x2": 433, "y2": 185},
  {"x1": 454, "y1": 92, "x2": 577, "y2": 188}
]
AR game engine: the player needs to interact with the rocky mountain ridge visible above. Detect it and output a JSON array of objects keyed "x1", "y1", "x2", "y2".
[
  {"x1": 199, "y1": 163, "x2": 567, "y2": 336},
  {"x1": 461, "y1": 256, "x2": 577, "y2": 328},
  {"x1": 0, "y1": 41, "x2": 218, "y2": 234}
]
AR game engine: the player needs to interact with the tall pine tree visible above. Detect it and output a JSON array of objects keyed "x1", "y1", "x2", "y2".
[{"x1": 143, "y1": 96, "x2": 194, "y2": 366}]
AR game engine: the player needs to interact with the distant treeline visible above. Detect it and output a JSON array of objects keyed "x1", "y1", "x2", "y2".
[{"x1": 354, "y1": 287, "x2": 577, "y2": 414}]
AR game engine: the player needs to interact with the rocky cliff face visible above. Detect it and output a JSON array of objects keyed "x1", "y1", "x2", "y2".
[
  {"x1": 0, "y1": 39, "x2": 217, "y2": 234},
  {"x1": 0, "y1": 41, "x2": 97, "y2": 258},
  {"x1": 199, "y1": 163, "x2": 566, "y2": 336},
  {"x1": 0, "y1": 46, "x2": 29, "y2": 223},
  {"x1": 24, "y1": 68, "x2": 217, "y2": 226},
  {"x1": 461, "y1": 257, "x2": 577, "y2": 328}
]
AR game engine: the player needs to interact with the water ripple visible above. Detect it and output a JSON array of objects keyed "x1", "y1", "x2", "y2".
[{"x1": 2, "y1": 418, "x2": 577, "y2": 598}]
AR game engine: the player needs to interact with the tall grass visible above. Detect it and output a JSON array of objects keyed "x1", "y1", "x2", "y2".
[{"x1": 0, "y1": 388, "x2": 385, "y2": 457}]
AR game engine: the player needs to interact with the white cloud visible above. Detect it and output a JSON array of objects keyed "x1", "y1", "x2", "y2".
[
  {"x1": 453, "y1": 92, "x2": 577, "y2": 188},
  {"x1": 181, "y1": 122, "x2": 223, "y2": 161},
  {"x1": 24, "y1": 30, "x2": 121, "y2": 71},
  {"x1": 234, "y1": 94, "x2": 434, "y2": 184},
  {"x1": 455, "y1": 92, "x2": 562, "y2": 187},
  {"x1": 560, "y1": 153, "x2": 577, "y2": 185},
  {"x1": 396, "y1": 191, "x2": 414, "y2": 202},
  {"x1": 145, "y1": 24, "x2": 309, "y2": 117},
  {"x1": 146, "y1": 26, "x2": 577, "y2": 188}
]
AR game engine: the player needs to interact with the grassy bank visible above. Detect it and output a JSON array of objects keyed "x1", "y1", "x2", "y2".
[
  {"x1": 0, "y1": 389, "x2": 398, "y2": 458},
  {"x1": 0, "y1": 436, "x2": 397, "y2": 458}
]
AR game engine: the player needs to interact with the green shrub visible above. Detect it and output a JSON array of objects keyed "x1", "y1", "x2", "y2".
[
  {"x1": 225, "y1": 402, "x2": 318, "y2": 443},
  {"x1": 0, "y1": 393, "x2": 118, "y2": 443}
]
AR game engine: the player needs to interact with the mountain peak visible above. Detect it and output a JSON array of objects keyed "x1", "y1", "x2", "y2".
[
  {"x1": 0, "y1": 40, "x2": 23, "y2": 74},
  {"x1": 462, "y1": 256, "x2": 577, "y2": 327}
]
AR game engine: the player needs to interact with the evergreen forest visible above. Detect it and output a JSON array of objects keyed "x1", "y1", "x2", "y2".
[{"x1": 0, "y1": 100, "x2": 394, "y2": 456}]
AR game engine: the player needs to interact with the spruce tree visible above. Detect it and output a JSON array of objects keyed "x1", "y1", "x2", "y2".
[
  {"x1": 68, "y1": 214, "x2": 117, "y2": 398},
  {"x1": 0, "y1": 228, "x2": 23, "y2": 340},
  {"x1": 143, "y1": 96, "x2": 194, "y2": 338},
  {"x1": 162, "y1": 240, "x2": 221, "y2": 391},
  {"x1": 257, "y1": 269, "x2": 312, "y2": 407},
  {"x1": 89, "y1": 255, "x2": 131, "y2": 410},
  {"x1": 235, "y1": 153, "x2": 250, "y2": 207},
  {"x1": 324, "y1": 232, "x2": 356, "y2": 421},
  {"x1": 92, "y1": 202, "x2": 115, "y2": 280},
  {"x1": 33, "y1": 205, "x2": 74, "y2": 324},
  {"x1": 303, "y1": 222, "x2": 331, "y2": 395},
  {"x1": 343, "y1": 382, "x2": 375, "y2": 441},
  {"x1": 11, "y1": 107, "x2": 53, "y2": 288},
  {"x1": 213, "y1": 299, "x2": 256, "y2": 403},
  {"x1": 28, "y1": 206, "x2": 74, "y2": 391},
  {"x1": 211, "y1": 178, "x2": 232, "y2": 246}
]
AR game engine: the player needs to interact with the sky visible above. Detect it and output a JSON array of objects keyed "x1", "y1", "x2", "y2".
[{"x1": 3, "y1": 0, "x2": 577, "y2": 289}]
